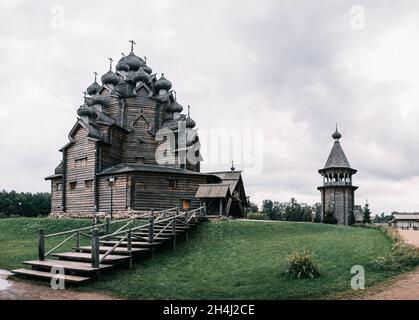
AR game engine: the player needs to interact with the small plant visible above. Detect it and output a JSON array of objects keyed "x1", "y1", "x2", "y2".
[{"x1": 285, "y1": 248, "x2": 320, "y2": 279}]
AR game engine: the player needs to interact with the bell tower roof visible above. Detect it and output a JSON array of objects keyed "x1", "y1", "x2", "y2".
[{"x1": 322, "y1": 126, "x2": 353, "y2": 170}]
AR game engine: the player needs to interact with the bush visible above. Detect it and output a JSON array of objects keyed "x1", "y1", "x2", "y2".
[
  {"x1": 368, "y1": 242, "x2": 419, "y2": 272},
  {"x1": 246, "y1": 212, "x2": 268, "y2": 220},
  {"x1": 285, "y1": 248, "x2": 320, "y2": 279},
  {"x1": 368, "y1": 226, "x2": 419, "y2": 272}
]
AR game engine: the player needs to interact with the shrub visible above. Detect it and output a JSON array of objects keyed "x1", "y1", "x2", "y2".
[
  {"x1": 285, "y1": 248, "x2": 320, "y2": 279},
  {"x1": 368, "y1": 226, "x2": 419, "y2": 272},
  {"x1": 246, "y1": 212, "x2": 268, "y2": 220}
]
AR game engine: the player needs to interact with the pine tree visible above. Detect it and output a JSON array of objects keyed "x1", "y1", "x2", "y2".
[{"x1": 363, "y1": 201, "x2": 371, "y2": 224}]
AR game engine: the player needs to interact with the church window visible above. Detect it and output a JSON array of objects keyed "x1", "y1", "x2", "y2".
[
  {"x1": 85, "y1": 180, "x2": 93, "y2": 188},
  {"x1": 182, "y1": 199, "x2": 190, "y2": 210},
  {"x1": 75, "y1": 157, "x2": 87, "y2": 167},
  {"x1": 69, "y1": 182, "x2": 77, "y2": 190},
  {"x1": 56, "y1": 183, "x2": 62, "y2": 191},
  {"x1": 168, "y1": 179, "x2": 178, "y2": 190}
]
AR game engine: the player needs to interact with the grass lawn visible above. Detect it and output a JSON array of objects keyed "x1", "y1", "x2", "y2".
[{"x1": 0, "y1": 218, "x2": 395, "y2": 299}]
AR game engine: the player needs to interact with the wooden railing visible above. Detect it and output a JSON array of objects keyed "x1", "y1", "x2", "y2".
[
  {"x1": 38, "y1": 205, "x2": 207, "y2": 268},
  {"x1": 38, "y1": 207, "x2": 180, "y2": 263}
]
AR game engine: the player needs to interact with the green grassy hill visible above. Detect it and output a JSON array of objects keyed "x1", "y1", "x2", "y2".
[{"x1": 0, "y1": 218, "x2": 394, "y2": 299}]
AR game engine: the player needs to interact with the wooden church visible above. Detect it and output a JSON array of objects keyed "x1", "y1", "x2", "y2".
[{"x1": 45, "y1": 41, "x2": 248, "y2": 218}]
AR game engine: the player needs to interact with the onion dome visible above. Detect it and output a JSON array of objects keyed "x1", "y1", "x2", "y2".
[
  {"x1": 101, "y1": 70, "x2": 119, "y2": 86},
  {"x1": 91, "y1": 94, "x2": 107, "y2": 106},
  {"x1": 332, "y1": 126, "x2": 342, "y2": 140},
  {"x1": 116, "y1": 59, "x2": 130, "y2": 72},
  {"x1": 86, "y1": 81, "x2": 100, "y2": 95},
  {"x1": 124, "y1": 51, "x2": 144, "y2": 71},
  {"x1": 132, "y1": 67, "x2": 150, "y2": 83},
  {"x1": 142, "y1": 57, "x2": 152, "y2": 74},
  {"x1": 186, "y1": 116, "x2": 196, "y2": 128},
  {"x1": 154, "y1": 73, "x2": 172, "y2": 92},
  {"x1": 142, "y1": 64, "x2": 152, "y2": 74},
  {"x1": 77, "y1": 104, "x2": 97, "y2": 119},
  {"x1": 169, "y1": 101, "x2": 183, "y2": 113}
]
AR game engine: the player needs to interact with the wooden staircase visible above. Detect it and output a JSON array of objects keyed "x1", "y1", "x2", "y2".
[{"x1": 12, "y1": 206, "x2": 206, "y2": 285}]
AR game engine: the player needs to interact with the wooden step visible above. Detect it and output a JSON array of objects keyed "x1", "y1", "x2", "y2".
[
  {"x1": 52, "y1": 252, "x2": 129, "y2": 264},
  {"x1": 100, "y1": 240, "x2": 161, "y2": 247},
  {"x1": 132, "y1": 233, "x2": 172, "y2": 240},
  {"x1": 154, "y1": 226, "x2": 189, "y2": 231},
  {"x1": 77, "y1": 246, "x2": 149, "y2": 255},
  {"x1": 12, "y1": 268, "x2": 90, "y2": 284},
  {"x1": 23, "y1": 259, "x2": 112, "y2": 273}
]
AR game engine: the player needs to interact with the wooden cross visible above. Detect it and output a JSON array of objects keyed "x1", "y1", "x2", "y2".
[
  {"x1": 129, "y1": 40, "x2": 136, "y2": 51},
  {"x1": 108, "y1": 57, "x2": 113, "y2": 70},
  {"x1": 93, "y1": 72, "x2": 98, "y2": 82}
]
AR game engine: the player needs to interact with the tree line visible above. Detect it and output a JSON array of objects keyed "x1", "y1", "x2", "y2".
[
  {"x1": 249, "y1": 198, "x2": 374, "y2": 224},
  {"x1": 0, "y1": 190, "x2": 51, "y2": 218},
  {"x1": 249, "y1": 198, "x2": 322, "y2": 222}
]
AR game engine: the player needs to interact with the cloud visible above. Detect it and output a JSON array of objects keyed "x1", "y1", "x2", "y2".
[{"x1": 1, "y1": 0, "x2": 419, "y2": 214}]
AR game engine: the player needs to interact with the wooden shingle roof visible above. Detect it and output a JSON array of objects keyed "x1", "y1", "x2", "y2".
[{"x1": 195, "y1": 184, "x2": 231, "y2": 198}]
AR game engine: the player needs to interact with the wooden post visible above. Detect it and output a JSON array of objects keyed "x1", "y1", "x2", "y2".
[
  {"x1": 172, "y1": 217, "x2": 176, "y2": 250},
  {"x1": 149, "y1": 215, "x2": 155, "y2": 259},
  {"x1": 38, "y1": 229, "x2": 45, "y2": 261},
  {"x1": 76, "y1": 231, "x2": 80, "y2": 251},
  {"x1": 185, "y1": 210, "x2": 189, "y2": 242},
  {"x1": 105, "y1": 217, "x2": 110, "y2": 235},
  {"x1": 91, "y1": 229, "x2": 100, "y2": 268},
  {"x1": 219, "y1": 198, "x2": 223, "y2": 216},
  {"x1": 149, "y1": 215, "x2": 154, "y2": 243},
  {"x1": 127, "y1": 230, "x2": 132, "y2": 269}
]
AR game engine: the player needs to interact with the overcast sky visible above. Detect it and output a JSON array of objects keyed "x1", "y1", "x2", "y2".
[{"x1": 1, "y1": 0, "x2": 419, "y2": 215}]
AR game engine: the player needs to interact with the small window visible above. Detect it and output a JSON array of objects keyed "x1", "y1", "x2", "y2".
[
  {"x1": 69, "y1": 182, "x2": 77, "y2": 190},
  {"x1": 168, "y1": 179, "x2": 177, "y2": 190},
  {"x1": 75, "y1": 158, "x2": 87, "y2": 167},
  {"x1": 85, "y1": 180, "x2": 93, "y2": 188},
  {"x1": 56, "y1": 183, "x2": 62, "y2": 191},
  {"x1": 182, "y1": 199, "x2": 190, "y2": 210}
]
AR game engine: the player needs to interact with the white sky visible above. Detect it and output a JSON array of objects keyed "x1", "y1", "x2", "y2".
[{"x1": 1, "y1": 0, "x2": 419, "y2": 215}]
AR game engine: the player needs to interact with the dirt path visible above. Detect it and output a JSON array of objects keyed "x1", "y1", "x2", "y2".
[
  {"x1": 355, "y1": 229, "x2": 419, "y2": 300},
  {"x1": 0, "y1": 270, "x2": 118, "y2": 300}
]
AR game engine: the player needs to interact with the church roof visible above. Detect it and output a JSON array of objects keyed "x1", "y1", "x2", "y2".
[
  {"x1": 195, "y1": 184, "x2": 232, "y2": 198},
  {"x1": 207, "y1": 171, "x2": 243, "y2": 193},
  {"x1": 322, "y1": 127, "x2": 353, "y2": 170},
  {"x1": 98, "y1": 163, "x2": 221, "y2": 180},
  {"x1": 324, "y1": 141, "x2": 351, "y2": 168}
]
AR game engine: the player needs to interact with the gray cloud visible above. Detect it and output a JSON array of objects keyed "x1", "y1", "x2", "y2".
[{"x1": 1, "y1": 0, "x2": 419, "y2": 214}]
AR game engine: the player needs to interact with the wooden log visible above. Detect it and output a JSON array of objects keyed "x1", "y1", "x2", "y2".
[
  {"x1": 172, "y1": 217, "x2": 176, "y2": 250},
  {"x1": 91, "y1": 229, "x2": 100, "y2": 268},
  {"x1": 38, "y1": 229, "x2": 45, "y2": 261}
]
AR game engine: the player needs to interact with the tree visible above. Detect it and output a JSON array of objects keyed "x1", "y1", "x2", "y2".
[
  {"x1": 363, "y1": 201, "x2": 371, "y2": 224},
  {"x1": 313, "y1": 203, "x2": 322, "y2": 223},
  {"x1": 0, "y1": 190, "x2": 51, "y2": 217},
  {"x1": 261, "y1": 199, "x2": 273, "y2": 214},
  {"x1": 373, "y1": 212, "x2": 392, "y2": 224},
  {"x1": 323, "y1": 210, "x2": 338, "y2": 224},
  {"x1": 249, "y1": 202, "x2": 259, "y2": 213}
]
